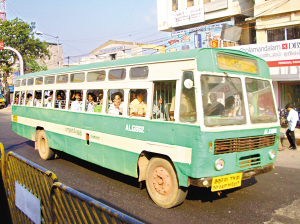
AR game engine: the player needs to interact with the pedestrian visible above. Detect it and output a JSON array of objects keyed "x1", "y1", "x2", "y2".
[
  {"x1": 5, "y1": 81, "x2": 10, "y2": 107},
  {"x1": 285, "y1": 103, "x2": 298, "y2": 150}
]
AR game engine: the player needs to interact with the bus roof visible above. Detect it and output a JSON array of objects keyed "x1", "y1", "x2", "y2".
[{"x1": 18, "y1": 48, "x2": 270, "y2": 79}]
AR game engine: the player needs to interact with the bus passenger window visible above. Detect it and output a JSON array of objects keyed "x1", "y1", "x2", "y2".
[
  {"x1": 69, "y1": 90, "x2": 83, "y2": 111},
  {"x1": 55, "y1": 90, "x2": 66, "y2": 109},
  {"x1": 107, "y1": 90, "x2": 124, "y2": 116},
  {"x1": 152, "y1": 81, "x2": 176, "y2": 121},
  {"x1": 14, "y1": 91, "x2": 20, "y2": 105},
  {"x1": 86, "y1": 89, "x2": 103, "y2": 113},
  {"x1": 25, "y1": 91, "x2": 33, "y2": 106},
  {"x1": 129, "y1": 89, "x2": 147, "y2": 117},
  {"x1": 43, "y1": 90, "x2": 54, "y2": 108},
  {"x1": 34, "y1": 91, "x2": 42, "y2": 107},
  {"x1": 180, "y1": 72, "x2": 196, "y2": 122},
  {"x1": 20, "y1": 91, "x2": 25, "y2": 105}
]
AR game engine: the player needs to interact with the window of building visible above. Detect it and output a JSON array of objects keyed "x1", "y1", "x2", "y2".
[
  {"x1": 108, "y1": 69, "x2": 126, "y2": 81},
  {"x1": 87, "y1": 70, "x2": 106, "y2": 82},
  {"x1": 130, "y1": 66, "x2": 149, "y2": 79},
  {"x1": 267, "y1": 26, "x2": 300, "y2": 42},
  {"x1": 152, "y1": 81, "x2": 176, "y2": 121},
  {"x1": 70, "y1": 72, "x2": 85, "y2": 83},
  {"x1": 172, "y1": 0, "x2": 178, "y2": 11},
  {"x1": 187, "y1": 0, "x2": 194, "y2": 7}
]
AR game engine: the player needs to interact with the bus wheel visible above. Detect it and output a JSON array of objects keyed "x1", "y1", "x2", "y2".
[
  {"x1": 37, "y1": 130, "x2": 54, "y2": 160},
  {"x1": 145, "y1": 157, "x2": 187, "y2": 208}
]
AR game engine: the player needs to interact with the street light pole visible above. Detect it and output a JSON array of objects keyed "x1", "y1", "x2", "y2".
[{"x1": 36, "y1": 31, "x2": 61, "y2": 68}]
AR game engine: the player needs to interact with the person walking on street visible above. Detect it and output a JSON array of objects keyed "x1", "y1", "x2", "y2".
[{"x1": 285, "y1": 103, "x2": 298, "y2": 150}]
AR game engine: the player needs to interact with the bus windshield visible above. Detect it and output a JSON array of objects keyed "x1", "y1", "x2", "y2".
[
  {"x1": 246, "y1": 78, "x2": 277, "y2": 124},
  {"x1": 201, "y1": 74, "x2": 246, "y2": 127}
]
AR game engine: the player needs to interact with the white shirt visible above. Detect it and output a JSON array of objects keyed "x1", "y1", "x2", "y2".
[
  {"x1": 287, "y1": 108, "x2": 298, "y2": 131},
  {"x1": 71, "y1": 100, "x2": 82, "y2": 111},
  {"x1": 108, "y1": 103, "x2": 123, "y2": 115}
]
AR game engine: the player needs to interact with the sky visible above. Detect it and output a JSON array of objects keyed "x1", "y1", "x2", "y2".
[{"x1": 5, "y1": 0, "x2": 166, "y2": 64}]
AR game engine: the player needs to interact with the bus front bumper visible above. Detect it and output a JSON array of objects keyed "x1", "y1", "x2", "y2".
[{"x1": 189, "y1": 163, "x2": 275, "y2": 188}]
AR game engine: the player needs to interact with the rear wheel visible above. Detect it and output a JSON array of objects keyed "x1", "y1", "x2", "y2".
[
  {"x1": 145, "y1": 157, "x2": 187, "y2": 208},
  {"x1": 37, "y1": 130, "x2": 54, "y2": 160}
]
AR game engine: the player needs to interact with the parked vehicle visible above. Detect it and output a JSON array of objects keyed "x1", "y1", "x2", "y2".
[{"x1": 0, "y1": 93, "x2": 5, "y2": 109}]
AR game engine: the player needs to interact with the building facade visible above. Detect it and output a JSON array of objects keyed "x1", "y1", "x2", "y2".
[{"x1": 157, "y1": 0, "x2": 300, "y2": 110}]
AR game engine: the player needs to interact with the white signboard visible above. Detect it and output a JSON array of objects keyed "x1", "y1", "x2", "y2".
[
  {"x1": 228, "y1": 39, "x2": 300, "y2": 67},
  {"x1": 172, "y1": 5, "x2": 204, "y2": 28},
  {"x1": 15, "y1": 182, "x2": 41, "y2": 224}
]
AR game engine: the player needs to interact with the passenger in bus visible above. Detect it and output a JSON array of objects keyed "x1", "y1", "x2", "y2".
[
  {"x1": 70, "y1": 92, "x2": 82, "y2": 111},
  {"x1": 86, "y1": 93, "x2": 96, "y2": 113},
  {"x1": 14, "y1": 93, "x2": 19, "y2": 105},
  {"x1": 205, "y1": 93, "x2": 224, "y2": 116},
  {"x1": 34, "y1": 92, "x2": 42, "y2": 107},
  {"x1": 26, "y1": 94, "x2": 33, "y2": 106},
  {"x1": 130, "y1": 91, "x2": 136, "y2": 102},
  {"x1": 46, "y1": 91, "x2": 53, "y2": 108},
  {"x1": 153, "y1": 91, "x2": 165, "y2": 119},
  {"x1": 130, "y1": 89, "x2": 147, "y2": 117},
  {"x1": 108, "y1": 92, "x2": 123, "y2": 115}
]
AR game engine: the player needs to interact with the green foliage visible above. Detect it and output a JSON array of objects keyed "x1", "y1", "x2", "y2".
[
  {"x1": 0, "y1": 18, "x2": 50, "y2": 75},
  {"x1": 26, "y1": 59, "x2": 48, "y2": 73}
]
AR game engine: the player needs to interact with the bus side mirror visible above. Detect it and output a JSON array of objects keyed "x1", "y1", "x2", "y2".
[{"x1": 184, "y1": 79, "x2": 194, "y2": 89}]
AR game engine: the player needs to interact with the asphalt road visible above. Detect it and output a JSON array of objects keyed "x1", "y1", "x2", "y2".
[{"x1": 1, "y1": 107, "x2": 300, "y2": 224}]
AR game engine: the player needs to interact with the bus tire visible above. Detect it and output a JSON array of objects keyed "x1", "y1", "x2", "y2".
[
  {"x1": 37, "y1": 130, "x2": 54, "y2": 160},
  {"x1": 145, "y1": 157, "x2": 187, "y2": 208}
]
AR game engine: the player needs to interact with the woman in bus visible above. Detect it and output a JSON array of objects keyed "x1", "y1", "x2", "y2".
[
  {"x1": 108, "y1": 92, "x2": 123, "y2": 115},
  {"x1": 86, "y1": 93, "x2": 96, "y2": 113}
]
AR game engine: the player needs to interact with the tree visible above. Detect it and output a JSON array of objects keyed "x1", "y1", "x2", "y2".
[{"x1": 0, "y1": 18, "x2": 50, "y2": 76}]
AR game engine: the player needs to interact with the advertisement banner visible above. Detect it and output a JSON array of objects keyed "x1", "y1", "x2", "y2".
[
  {"x1": 228, "y1": 39, "x2": 300, "y2": 67},
  {"x1": 172, "y1": 4, "x2": 204, "y2": 28},
  {"x1": 166, "y1": 21, "x2": 234, "y2": 52}
]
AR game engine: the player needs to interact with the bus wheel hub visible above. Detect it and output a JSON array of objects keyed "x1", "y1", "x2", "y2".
[{"x1": 152, "y1": 167, "x2": 172, "y2": 195}]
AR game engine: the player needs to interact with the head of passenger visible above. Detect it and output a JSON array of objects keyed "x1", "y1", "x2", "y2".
[
  {"x1": 49, "y1": 91, "x2": 53, "y2": 101},
  {"x1": 74, "y1": 92, "x2": 81, "y2": 101},
  {"x1": 112, "y1": 92, "x2": 122, "y2": 106},
  {"x1": 88, "y1": 93, "x2": 95, "y2": 103},
  {"x1": 27, "y1": 94, "x2": 32, "y2": 101},
  {"x1": 156, "y1": 91, "x2": 164, "y2": 105},
  {"x1": 57, "y1": 94, "x2": 62, "y2": 100},
  {"x1": 130, "y1": 91, "x2": 136, "y2": 102},
  {"x1": 136, "y1": 90, "x2": 145, "y2": 103},
  {"x1": 99, "y1": 95, "x2": 103, "y2": 104}
]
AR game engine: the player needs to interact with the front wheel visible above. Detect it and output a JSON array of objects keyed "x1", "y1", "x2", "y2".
[
  {"x1": 37, "y1": 130, "x2": 54, "y2": 160},
  {"x1": 145, "y1": 157, "x2": 188, "y2": 208}
]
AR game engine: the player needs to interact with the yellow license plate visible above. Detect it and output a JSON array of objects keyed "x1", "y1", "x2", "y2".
[
  {"x1": 12, "y1": 115, "x2": 18, "y2": 123},
  {"x1": 211, "y1": 173, "x2": 243, "y2": 192}
]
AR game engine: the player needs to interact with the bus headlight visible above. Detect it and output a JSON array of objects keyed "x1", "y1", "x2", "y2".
[
  {"x1": 269, "y1": 149, "x2": 276, "y2": 160},
  {"x1": 215, "y1": 159, "x2": 225, "y2": 171}
]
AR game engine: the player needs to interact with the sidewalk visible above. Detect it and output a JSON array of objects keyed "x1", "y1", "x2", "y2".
[{"x1": 276, "y1": 127, "x2": 300, "y2": 169}]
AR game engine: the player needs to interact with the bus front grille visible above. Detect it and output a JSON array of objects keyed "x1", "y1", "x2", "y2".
[
  {"x1": 238, "y1": 154, "x2": 261, "y2": 168},
  {"x1": 214, "y1": 134, "x2": 276, "y2": 155}
]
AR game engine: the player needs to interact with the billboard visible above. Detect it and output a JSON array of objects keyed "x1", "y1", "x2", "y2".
[{"x1": 166, "y1": 21, "x2": 234, "y2": 52}]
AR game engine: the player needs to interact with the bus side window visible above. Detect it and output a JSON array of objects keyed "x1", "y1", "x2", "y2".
[
  {"x1": 55, "y1": 90, "x2": 66, "y2": 109},
  {"x1": 14, "y1": 91, "x2": 20, "y2": 105},
  {"x1": 69, "y1": 90, "x2": 83, "y2": 112},
  {"x1": 107, "y1": 89, "x2": 124, "y2": 116},
  {"x1": 43, "y1": 90, "x2": 54, "y2": 108},
  {"x1": 86, "y1": 89, "x2": 103, "y2": 113},
  {"x1": 34, "y1": 90, "x2": 42, "y2": 107},
  {"x1": 152, "y1": 81, "x2": 176, "y2": 121},
  {"x1": 180, "y1": 71, "x2": 196, "y2": 123},
  {"x1": 25, "y1": 91, "x2": 33, "y2": 107},
  {"x1": 129, "y1": 89, "x2": 147, "y2": 117},
  {"x1": 20, "y1": 91, "x2": 26, "y2": 105}
]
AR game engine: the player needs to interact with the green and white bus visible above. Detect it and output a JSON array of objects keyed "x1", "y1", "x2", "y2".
[{"x1": 12, "y1": 48, "x2": 280, "y2": 208}]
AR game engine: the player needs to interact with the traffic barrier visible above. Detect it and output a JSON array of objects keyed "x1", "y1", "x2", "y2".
[
  {"x1": 0, "y1": 146, "x2": 143, "y2": 224},
  {"x1": 51, "y1": 182, "x2": 143, "y2": 224},
  {"x1": 5, "y1": 151, "x2": 58, "y2": 223}
]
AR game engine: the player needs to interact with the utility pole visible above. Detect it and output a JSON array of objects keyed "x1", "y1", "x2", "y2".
[{"x1": 0, "y1": 0, "x2": 6, "y2": 21}]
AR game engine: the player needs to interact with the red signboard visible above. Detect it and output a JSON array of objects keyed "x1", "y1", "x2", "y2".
[
  {"x1": 0, "y1": 41, "x2": 3, "y2": 49},
  {"x1": 267, "y1": 59, "x2": 300, "y2": 67}
]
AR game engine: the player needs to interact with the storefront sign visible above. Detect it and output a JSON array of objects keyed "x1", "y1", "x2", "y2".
[
  {"x1": 99, "y1": 45, "x2": 125, "y2": 54},
  {"x1": 228, "y1": 39, "x2": 300, "y2": 67},
  {"x1": 172, "y1": 5, "x2": 204, "y2": 28}
]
